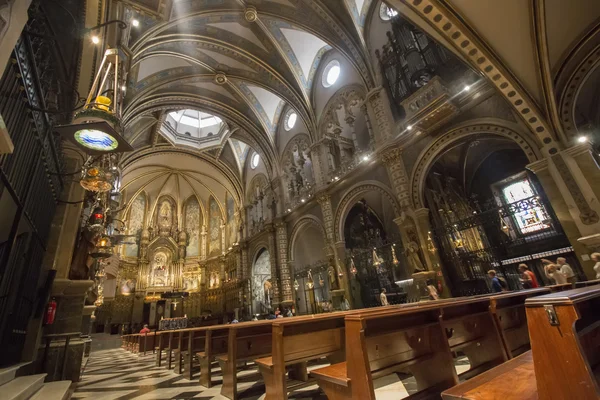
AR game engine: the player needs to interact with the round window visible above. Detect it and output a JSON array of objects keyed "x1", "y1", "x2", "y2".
[
  {"x1": 251, "y1": 153, "x2": 260, "y2": 169},
  {"x1": 322, "y1": 60, "x2": 341, "y2": 88},
  {"x1": 379, "y1": 2, "x2": 398, "y2": 21},
  {"x1": 284, "y1": 110, "x2": 297, "y2": 131}
]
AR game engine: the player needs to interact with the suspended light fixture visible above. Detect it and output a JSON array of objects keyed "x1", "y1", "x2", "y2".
[
  {"x1": 80, "y1": 165, "x2": 114, "y2": 192},
  {"x1": 90, "y1": 234, "x2": 113, "y2": 259},
  {"x1": 306, "y1": 270, "x2": 314, "y2": 289},
  {"x1": 349, "y1": 257, "x2": 357, "y2": 276},
  {"x1": 391, "y1": 244, "x2": 399, "y2": 265},
  {"x1": 55, "y1": 48, "x2": 132, "y2": 154},
  {"x1": 372, "y1": 248, "x2": 382, "y2": 267},
  {"x1": 318, "y1": 273, "x2": 324, "y2": 287},
  {"x1": 293, "y1": 279, "x2": 299, "y2": 291},
  {"x1": 427, "y1": 231, "x2": 437, "y2": 253}
]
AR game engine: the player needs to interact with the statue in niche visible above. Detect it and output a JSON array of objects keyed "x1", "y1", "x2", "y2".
[
  {"x1": 327, "y1": 151, "x2": 336, "y2": 171},
  {"x1": 150, "y1": 252, "x2": 169, "y2": 287},
  {"x1": 328, "y1": 259, "x2": 339, "y2": 290},
  {"x1": 405, "y1": 227, "x2": 426, "y2": 272},
  {"x1": 209, "y1": 271, "x2": 220, "y2": 289},
  {"x1": 263, "y1": 279, "x2": 272, "y2": 307}
]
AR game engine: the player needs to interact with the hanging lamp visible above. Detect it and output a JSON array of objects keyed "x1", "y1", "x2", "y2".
[{"x1": 55, "y1": 48, "x2": 132, "y2": 154}]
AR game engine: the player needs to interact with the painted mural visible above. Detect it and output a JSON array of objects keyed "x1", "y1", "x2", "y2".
[
  {"x1": 252, "y1": 249, "x2": 272, "y2": 312},
  {"x1": 185, "y1": 197, "x2": 201, "y2": 257},
  {"x1": 157, "y1": 197, "x2": 175, "y2": 233},
  {"x1": 226, "y1": 194, "x2": 237, "y2": 247},
  {"x1": 125, "y1": 193, "x2": 145, "y2": 257},
  {"x1": 208, "y1": 197, "x2": 221, "y2": 256}
]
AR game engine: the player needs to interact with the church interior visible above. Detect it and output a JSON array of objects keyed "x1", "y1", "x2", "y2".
[{"x1": 0, "y1": 0, "x2": 600, "y2": 399}]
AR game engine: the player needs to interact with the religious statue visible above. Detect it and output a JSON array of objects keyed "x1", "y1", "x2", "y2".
[
  {"x1": 264, "y1": 279, "x2": 272, "y2": 307},
  {"x1": 328, "y1": 259, "x2": 339, "y2": 290},
  {"x1": 405, "y1": 241, "x2": 425, "y2": 272}
]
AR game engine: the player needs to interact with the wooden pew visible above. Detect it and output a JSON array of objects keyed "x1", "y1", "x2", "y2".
[
  {"x1": 197, "y1": 325, "x2": 229, "y2": 387},
  {"x1": 547, "y1": 282, "x2": 573, "y2": 292},
  {"x1": 138, "y1": 331, "x2": 158, "y2": 355},
  {"x1": 489, "y1": 288, "x2": 551, "y2": 358},
  {"x1": 311, "y1": 296, "x2": 511, "y2": 400},
  {"x1": 575, "y1": 278, "x2": 600, "y2": 288},
  {"x1": 155, "y1": 330, "x2": 170, "y2": 367},
  {"x1": 441, "y1": 350, "x2": 537, "y2": 400},
  {"x1": 311, "y1": 304, "x2": 457, "y2": 400},
  {"x1": 217, "y1": 320, "x2": 274, "y2": 400},
  {"x1": 525, "y1": 286, "x2": 600, "y2": 399},
  {"x1": 255, "y1": 313, "x2": 347, "y2": 400}
]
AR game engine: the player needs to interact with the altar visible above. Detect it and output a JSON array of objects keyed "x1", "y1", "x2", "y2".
[{"x1": 159, "y1": 317, "x2": 188, "y2": 331}]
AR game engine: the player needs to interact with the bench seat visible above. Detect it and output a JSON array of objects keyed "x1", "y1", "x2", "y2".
[
  {"x1": 442, "y1": 351, "x2": 537, "y2": 400},
  {"x1": 310, "y1": 362, "x2": 349, "y2": 387}
]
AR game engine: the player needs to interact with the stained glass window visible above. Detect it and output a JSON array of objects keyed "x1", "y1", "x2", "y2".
[{"x1": 502, "y1": 179, "x2": 550, "y2": 234}]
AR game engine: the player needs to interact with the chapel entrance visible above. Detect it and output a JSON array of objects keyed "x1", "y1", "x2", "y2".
[{"x1": 424, "y1": 136, "x2": 584, "y2": 296}]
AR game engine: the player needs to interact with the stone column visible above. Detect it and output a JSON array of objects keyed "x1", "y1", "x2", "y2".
[
  {"x1": 308, "y1": 143, "x2": 327, "y2": 188},
  {"x1": 137, "y1": 228, "x2": 150, "y2": 290},
  {"x1": 528, "y1": 146, "x2": 600, "y2": 279},
  {"x1": 266, "y1": 224, "x2": 280, "y2": 305},
  {"x1": 365, "y1": 86, "x2": 395, "y2": 145},
  {"x1": 200, "y1": 225, "x2": 207, "y2": 260},
  {"x1": 275, "y1": 221, "x2": 293, "y2": 306},
  {"x1": 361, "y1": 103, "x2": 376, "y2": 151},
  {"x1": 317, "y1": 195, "x2": 352, "y2": 306},
  {"x1": 380, "y1": 147, "x2": 411, "y2": 208}
]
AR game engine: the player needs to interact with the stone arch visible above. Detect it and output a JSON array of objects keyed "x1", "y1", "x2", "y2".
[
  {"x1": 288, "y1": 215, "x2": 328, "y2": 261},
  {"x1": 334, "y1": 180, "x2": 401, "y2": 242},
  {"x1": 385, "y1": 0, "x2": 558, "y2": 154},
  {"x1": 409, "y1": 119, "x2": 544, "y2": 209},
  {"x1": 246, "y1": 173, "x2": 269, "y2": 203},
  {"x1": 555, "y1": 26, "x2": 600, "y2": 138}
]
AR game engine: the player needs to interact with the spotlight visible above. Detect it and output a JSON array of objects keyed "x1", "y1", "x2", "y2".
[
  {"x1": 463, "y1": 85, "x2": 471, "y2": 92},
  {"x1": 407, "y1": 125, "x2": 413, "y2": 131},
  {"x1": 301, "y1": 198, "x2": 305, "y2": 203},
  {"x1": 362, "y1": 155, "x2": 369, "y2": 161},
  {"x1": 577, "y1": 136, "x2": 588, "y2": 143},
  {"x1": 334, "y1": 176, "x2": 339, "y2": 180},
  {"x1": 121, "y1": 85, "x2": 127, "y2": 92},
  {"x1": 132, "y1": 19, "x2": 140, "y2": 27},
  {"x1": 287, "y1": 208, "x2": 291, "y2": 212},
  {"x1": 91, "y1": 35, "x2": 100, "y2": 44}
]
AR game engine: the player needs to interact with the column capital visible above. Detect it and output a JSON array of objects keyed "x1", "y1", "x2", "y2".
[
  {"x1": 317, "y1": 193, "x2": 331, "y2": 205},
  {"x1": 380, "y1": 147, "x2": 403, "y2": 165}
]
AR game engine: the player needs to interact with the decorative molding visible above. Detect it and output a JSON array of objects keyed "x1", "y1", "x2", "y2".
[{"x1": 288, "y1": 215, "x2": 327, "y2": 261}]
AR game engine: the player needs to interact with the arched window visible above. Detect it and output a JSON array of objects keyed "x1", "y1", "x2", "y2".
[
  {"x1": 322, "y1": 60, "x2": 341, "y2": 87},
  {"x1": 251, "y1": 153, "x2": 260, "y2": 169},
  {"x1": 284, "y1": 109, "x2": 297, "y2": 131}
]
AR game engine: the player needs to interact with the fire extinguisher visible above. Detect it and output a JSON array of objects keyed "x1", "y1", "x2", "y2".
[{"x1": 44, "y1": 298, "x2": 57, "y2": 325}]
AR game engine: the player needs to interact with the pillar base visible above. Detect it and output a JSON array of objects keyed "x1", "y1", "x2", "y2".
[{"x1": 330, "y1": 289, "x2": 346, "y2": 310}]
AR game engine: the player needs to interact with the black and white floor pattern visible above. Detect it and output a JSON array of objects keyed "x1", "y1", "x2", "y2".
[{"x1": 73, "y1": 348, "x2": 471, "y2": 399}]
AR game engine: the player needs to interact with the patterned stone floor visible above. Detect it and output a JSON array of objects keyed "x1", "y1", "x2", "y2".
[{"x1": 73, "y1": 346, "x2": 471, "y2": 399}]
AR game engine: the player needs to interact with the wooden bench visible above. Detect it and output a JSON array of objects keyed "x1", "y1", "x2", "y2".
[
  {"x1": 217, "y1": 320, "x2": 274, "y2": 400},
  {"x1": 525, "y1": 286, "x2": 600, "y2": 399},
  {"x1": 311, "y1": 295, "x2": 514, "y2": 400},
  {"x1": 196, "y1": 325, "x2": 229, "y2": 387},
  {"x1": 441, "y1": 350, "x2": 537, "y2": 400},
  {"x1": 489, "y1": 288, "x2": 551, "y2": 358},
  {"x1": 575, "y1": 278, "x2": 600, "y2": 288},
  {"x1": 155, "y1": 330, "x2": 170, "y2": 367},
  {"x1": 311, "y1": 304, "x2": 458, "y2": 400},
  {"x1": 255, "y1": 312, "x2": 348, "y2": 400},
  {"x1": 547, "y1": 282, "x2": 573, "y2": 292}
]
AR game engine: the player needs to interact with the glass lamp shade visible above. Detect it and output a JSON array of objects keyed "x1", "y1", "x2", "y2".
[
  {"x1": 90, "y1": 235, "x2": 113, "y2": 259},
  {"x1": 75, "y1": 129, "x2": 119, "y2": 152},
  {"x1": 80, "y1": 167, "x2": 113, "y2": 192}
]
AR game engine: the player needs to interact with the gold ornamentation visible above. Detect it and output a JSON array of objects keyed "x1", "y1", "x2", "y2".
[{"x1": 244, "y1": 7, "x2": 258, "y2": 22}]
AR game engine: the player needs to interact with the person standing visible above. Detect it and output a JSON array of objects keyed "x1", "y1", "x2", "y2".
[
  {"x1": 518, "y1": 264, "x2": 539, "y2": 288},
  {"x1": 380, "y1": 288, "x2": 389, "y2": 306},
  {"x1": 487, "y1": 270, "x2": 503, "y2": 293},
  {"x1": 556, "y1": 257, "x2": 576, "y2": 284},
  {"x1": 592, "y1": 253, "x2": 600, "y2": 279},
  {"x1": 545, "y1": 263, "x2": 568, "y2": 285},
  {"x1": 140, "y1": 324, "x2": 150, "y2": 334}
]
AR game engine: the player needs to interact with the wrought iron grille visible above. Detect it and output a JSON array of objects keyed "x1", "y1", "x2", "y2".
[
  {"x1": 0, "y1": 0, "x2": 79, "y2": 367},
  {"x1": 430, "y1": 194, "x2": 583, "y2": 297}
]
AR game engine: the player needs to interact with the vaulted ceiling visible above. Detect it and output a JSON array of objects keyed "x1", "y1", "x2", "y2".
[{"x1": 113, "y1": 0, "x2": 600, "y2": 212}]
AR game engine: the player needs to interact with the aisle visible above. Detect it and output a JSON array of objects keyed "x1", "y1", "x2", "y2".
[{"x1": 73, "y1": 346, "x2": 467, "y2": 399}]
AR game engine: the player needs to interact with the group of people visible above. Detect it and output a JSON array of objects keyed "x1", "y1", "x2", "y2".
[{"x1": 488, "y1": 257, "x2": 579, "y2": 293}]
